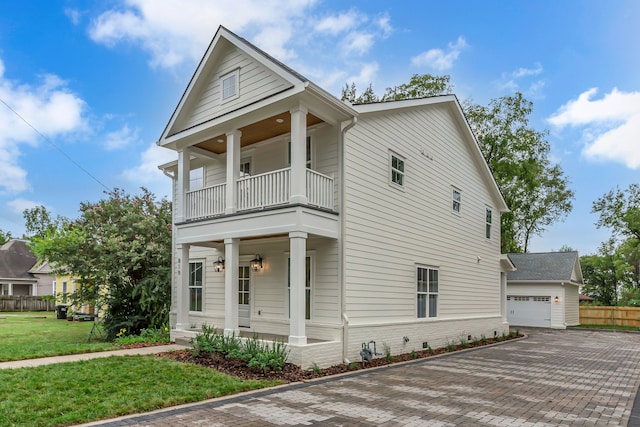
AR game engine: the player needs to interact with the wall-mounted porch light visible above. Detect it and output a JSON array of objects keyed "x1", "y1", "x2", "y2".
[
  {"x1": 554, "y1": 296, "x2": 560, "y2": 303},
  {"x1": 250, "y1": 254, "x2": 263, "y2": 272},
  {"x1": 213, "y1": 256, "x2": 225, "y2": 272}
]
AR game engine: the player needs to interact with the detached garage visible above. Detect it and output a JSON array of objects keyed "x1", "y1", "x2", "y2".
[{"x1": 507, "y1": 252, "x2": 583, "y2": 329}]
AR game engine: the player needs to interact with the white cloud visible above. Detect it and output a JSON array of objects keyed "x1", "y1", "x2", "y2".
[
  {"x1": 346, "y1": 62, "x2": 379, "y2": 89},
  {"x1": 65, "y1": 8, "x2": 81, "y2": 25},
  {"x1": 548, "y1": 87, "x2": 640, "y2": 169},
  {"x1": 7, "y1": 198, "x2": 46, "y2": 214},
  {"x1": 315, "y1": 10, "x2": 361, "y2": 35},
  {"x1": 496, "y1": 63, "x2": 545, "y2": 98},
  {"x1": 0, "y1": 58, "x2": 87, "y2": 193},
  {"x1": 122, "y1": 143, "x2": 176, "y2": 197},
  {"x1": 89, "y1": 0, "x2": 316, "y2": 68},
  {"x1": 411, "y1": 36, "x2": 467, "y2": 71},
  {"x1": 343, "y1": 31, "x2": 375, "y2": 56},
  {"x1": 102, "y1": 124, "x2": 140, "y2": 150}
]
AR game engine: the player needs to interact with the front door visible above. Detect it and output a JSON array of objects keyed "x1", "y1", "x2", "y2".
[{"x1": 238, "y1": 265, "x2": 250, "y2": 327}]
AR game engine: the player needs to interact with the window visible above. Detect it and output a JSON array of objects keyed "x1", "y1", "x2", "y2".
[
  {"x1": 452, "y1": 188, "x2": 461, "y2": 213},
  {"x1": 62, "y1": 281, "x2": 68, "y2": 304},
  {"x1": 240, "y1": 158, "x2": 251, "y2": 177},
  {"x1": 190, "y1": 167, "x2": 204, "y2": 190},
  {"x1": 287, "y1": 137, "x2": 312, "y2": 169},
  {"x1": 417, "y1": 267, "x2": 438, "y2": 318},
  {"x1": 220, "y1": 69, "x2": 239, "y2": 102},
  {"x1": 390, "y1": 152, "x2": 405, "y2": 187},
  {"x1": 189, "y1": 261, "x2": 203, "y2": 312},
  {"x1": 288, "y1": 256, "x2": 312, "y2": 320},
  {"x1": 485, "y1": 208, "x2": 492, "y2": 239}
]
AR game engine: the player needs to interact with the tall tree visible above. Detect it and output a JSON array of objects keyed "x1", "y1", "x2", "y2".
[
  {"x1": 341, "y1": 74, "x2": 453, "y2": 104},
  {"x1": 465, "y1": 93, "x2": 574, "y2": 252},
  {"x1": 30, "y1": 188, "x2": 172, "y2": 339},
  {"x1": 592, "y1": 183, "x2": 640, "y2": 287},
  {"x1": 23, "y1": 205, "x2": 68, "y2": 240},
  {"x1": 580, "y1": 239, "x2": 632, "y2": 305},
  {"x1": 0, "y1": 228, "x2": 12, "y2": 245}
]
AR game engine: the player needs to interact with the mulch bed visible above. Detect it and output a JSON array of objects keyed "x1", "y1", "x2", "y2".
[{"x1": 159, "y1": 334, "x2": 522, "y2": 383}]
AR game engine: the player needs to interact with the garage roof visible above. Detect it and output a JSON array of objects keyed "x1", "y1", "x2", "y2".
[{"x1": 507, "y1": 251, "x2": 583, "y2": 283}]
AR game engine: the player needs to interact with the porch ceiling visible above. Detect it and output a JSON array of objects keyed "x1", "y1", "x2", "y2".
[{"x1": 195, "y1": 112, "x2": 324, "y2": 155}]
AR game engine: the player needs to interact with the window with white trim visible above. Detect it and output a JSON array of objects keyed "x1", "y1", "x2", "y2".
[
  {"x1": 390, "y1": 152, "x2": 405, "y2": 187},
  {"x1": 287, "y1": 256, "x2": 312, "y2": 320},
  {"x1": 189, "y1": 261, "x2": 203, "y2": 312},
  {"x1": 485, "y1": 207, "x2": 492, "y2": 239},
  {"x1": 220, "y1": 69, "x2": 239, "y2": 102},
  {"x1": 287, "y1": 137, "x2": 312, "y2": 169},
  {"x1": 417, "y1": 266, "x2": 438, "y2": 318},
  {"x1": 452, "y1": 188, "x2": 461, "y2": 213},
  {"x1": 62, "y1": 281, "x2": 68, "y2": 304},
  {"x1": 190, "y1": 167, "x2": 204, "y2": 190}
]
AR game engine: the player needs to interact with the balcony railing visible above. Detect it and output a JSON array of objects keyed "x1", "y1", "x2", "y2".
[
  {"x1": 237, "y1": 168, "x2": 291, "y2": 211},
  {"x1": 185, "y1": 183, "x2": 226, "y2": 219},
  {"x1": 184, "y1": 168, "x2": 334, "y2": 220}
]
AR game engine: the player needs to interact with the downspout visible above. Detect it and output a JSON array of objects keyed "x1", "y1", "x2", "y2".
[{"x1": 340, "y1": 117, "x2": 357, "y2": 364}]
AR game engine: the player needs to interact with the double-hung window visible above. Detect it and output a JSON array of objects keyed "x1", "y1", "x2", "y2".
[
  {"x1": 287, "y1": 256, "x2": 312, "y2": 320},
  {"x1": 287, "y1": 137, "x2": 312, "y2": 169},
  {"x1": 485, "y1": 208, "x2": 492, "y2": 239},
  {"x1": 452, "y1": 188, "x2": 461, "y2": 213},
  {"x1": 417, "y1": 266, "x2": 438, "y2": 318},
  {"x1": 189, "y1": 167, "x2": 204, "y2": 190},
  {"x1": 390, "y1": 151, "x2": 405, "y2": 188},
  {"x1": 189, "y1": 261, "x2": 203, "y2": 312}
]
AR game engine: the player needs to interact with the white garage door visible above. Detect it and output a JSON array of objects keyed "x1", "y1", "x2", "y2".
[{"x1": 507, "y1": 295, "x2": 551, "y2": 327}]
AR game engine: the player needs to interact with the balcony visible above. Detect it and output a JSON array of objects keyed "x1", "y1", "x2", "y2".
[{"x1": 185, "y1": 168, "x2": 334, "y2": 221}]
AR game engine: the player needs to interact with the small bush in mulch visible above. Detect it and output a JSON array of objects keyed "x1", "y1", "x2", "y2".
[{"x1": 159, "y1": 331, "x2": 523, "y2": 383}]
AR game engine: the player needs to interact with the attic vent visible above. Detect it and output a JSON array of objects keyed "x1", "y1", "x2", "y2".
[{"x1": 221, "y1": 69, "x2": 239, "y2": 102}]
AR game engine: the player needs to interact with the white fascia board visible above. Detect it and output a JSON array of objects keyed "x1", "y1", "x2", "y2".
[{"x1": 352, "y1": 95, "x2": 457, "y2": 114}]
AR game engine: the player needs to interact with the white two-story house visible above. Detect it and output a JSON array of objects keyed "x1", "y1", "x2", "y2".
[{"x1": 158, "y1": 26, "x2": 512, "y2": 368}]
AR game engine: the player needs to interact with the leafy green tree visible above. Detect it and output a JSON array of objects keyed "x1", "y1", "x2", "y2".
[
  {"x1": 580, "y1": 240, "x2": 632, "y2": 305},
  {"x1": 30, "y1": 188, "x2": 172, "y2": 339},
  {"x1": 23, "y1": 205, "x2": 69, "y2": 240},
  {"x1": 341, "y1": 74, "x2": 453, "y2": 104},
  {"x1": 465, "y1": 93, "x2": 574, "y2": 252},
  {"x1": 592, "y1": 184, "x2": 640, "y2": 287},
  {"x1": 0, "y1": 228, "x2": 12, "y2": 245},
  {"x1": 381, "y1": 74, "x2": 453, "y2": 101}
]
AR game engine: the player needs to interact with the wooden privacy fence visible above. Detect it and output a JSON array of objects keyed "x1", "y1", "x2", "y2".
[
  {"x1": 579, "y1": 306, "x2": 640, "y2": 327},
  {"x1": 0, "y1": 296, "x2": 56, "y2": 312}
]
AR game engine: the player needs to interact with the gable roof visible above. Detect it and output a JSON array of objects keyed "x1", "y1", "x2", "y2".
[
  {"x1": 353, "y1": 95, "x2": 509, "y2": 213},
  {"x1": 0, "y1": 239, "x2": 37, "y2": 281},
  {"x1": 507, "y1": 252, "x2": 583, "y2": 284},
  {"x1": 158, "y1": 26, "x2": 356, "y2": 150}
]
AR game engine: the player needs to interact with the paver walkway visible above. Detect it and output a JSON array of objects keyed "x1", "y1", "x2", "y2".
[
  {"x1": 76, "y1": 329, "x2": 640, "y2": 426},
  {"x1": 0, "y1": 344, "x2": 186, "y2": 369}
]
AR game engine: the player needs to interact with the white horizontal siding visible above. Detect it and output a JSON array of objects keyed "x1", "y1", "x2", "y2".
[
  {"x1": 175, "y1": 42, "x2": 291, "y2": 132},
  {"x1": 564, "y1": 284, "x2": 579, "y2": 326},
  {"x1": 343, "y1": 104, "x2": 502, "y2": 324}
]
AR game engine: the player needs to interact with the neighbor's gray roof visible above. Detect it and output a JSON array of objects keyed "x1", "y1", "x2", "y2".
[
  {"x1": 0, "y1": 240, "x2": 37, "y2": 280},
  {"x1": 507, "y1": 252, "x2": 580, "y2": 282}
]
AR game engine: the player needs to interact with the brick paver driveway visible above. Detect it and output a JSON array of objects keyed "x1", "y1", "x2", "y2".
[{"x1": 85, "y1": 329, "x2": 640, "y2": 426}]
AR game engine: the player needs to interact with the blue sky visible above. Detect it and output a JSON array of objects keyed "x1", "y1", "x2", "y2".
[{"x1": 0, "y1": 1, "x2": 638, "y2": 255}]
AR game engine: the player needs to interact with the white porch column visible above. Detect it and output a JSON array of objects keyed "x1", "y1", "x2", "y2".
[
  {"x1": 290, "y1": 106, "x2": 308, "y2": 204},
  {"x1": 175, "y1": 244, "x2": 190, "y2": 330},
  {"x1": 225, "y1": 130, "x2": 242, "y2": 214},
  {"x1": 289, "y1": 231, "x2": 308, "y2": 345},
  {"x1": 176, "y1": 147, "x2": 191, "y2": 223},
  {"x1": 224, "y1": 238, "x2": 240, "y2": 336}
]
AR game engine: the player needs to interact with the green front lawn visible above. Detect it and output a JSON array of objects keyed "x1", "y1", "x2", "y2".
[
  {"x1": 0, "y1": 312, "x2": 117, "y2": 361},
  {"x1": 0, "y1": 355, "x2": 279, "y2": 426}
]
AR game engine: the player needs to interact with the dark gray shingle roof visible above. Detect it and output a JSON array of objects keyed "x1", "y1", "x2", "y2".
[
  {"x1": 507, "y1": 252, "x2": 579, "y2": 282},
  {"x1": 0, "y1": 240, "x2": 37, "y2": 280}
]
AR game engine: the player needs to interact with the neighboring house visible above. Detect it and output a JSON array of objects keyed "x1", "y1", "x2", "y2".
[
  {"x1": 507, "y1": 252, "x2": 582, "y2": 329},
  {"x1": 157, "y1": 26, "x2": 512, "y2": 368},
  {"x1": 579, "y1": 293, "x2": 594, "y2": 304},
  {"x1": 52, "y1": 273, "x2": 98, "y2": 315},
  {"x1": 0, "y1": 239, "x2": 53, "y2": 297}
]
